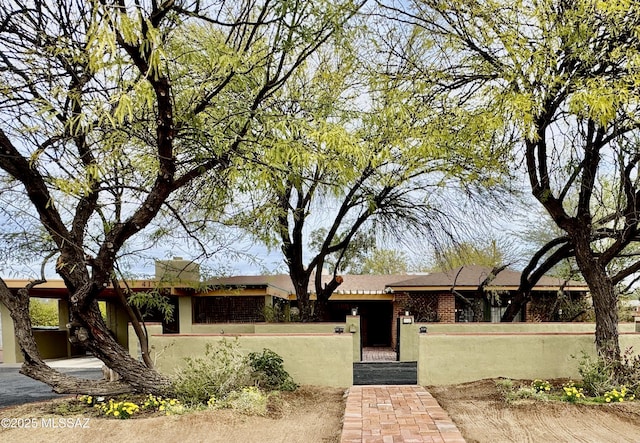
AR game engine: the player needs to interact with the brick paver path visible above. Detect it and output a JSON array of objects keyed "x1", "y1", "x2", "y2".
[{"x1": 341, "y1": 385, "x2": 466, "y2": 443}]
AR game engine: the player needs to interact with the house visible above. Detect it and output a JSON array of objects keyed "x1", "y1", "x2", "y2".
[
  {"x1": 196, "y1": 264, "x2": 589, "y2": 350},
  {"x1": 0, "y1": 259, "x2": 589, "y2": 363}
]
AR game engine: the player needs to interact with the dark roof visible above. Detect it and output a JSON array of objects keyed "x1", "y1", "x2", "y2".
[{"x1": 387, "y1": 265, "x2": 588, "y2": 291}]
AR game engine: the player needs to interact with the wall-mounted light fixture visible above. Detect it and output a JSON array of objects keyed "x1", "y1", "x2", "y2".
[
  {"x1": 402, "y1": 317, "x2": 413, "y2": 324},
  {"x1": 351, "y1": 307, "x2": 358, "y2": 316},
  {"x1": 419, "y1": 326, "x2": 428, "y2": 334},
  {"x1": 334, "y1": 326, "x2": 344, "y2": 334}
]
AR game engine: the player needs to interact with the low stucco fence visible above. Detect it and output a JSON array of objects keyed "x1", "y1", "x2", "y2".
[
  {"x1": 129, "y1": 320, "x2": 640, "y2": 387},
  {"x1": 129, "y1": 318, "x2": 361, "y2": 388},
  {"x1": 399, "y1": 321, "x2": 640, "y2": 385}
]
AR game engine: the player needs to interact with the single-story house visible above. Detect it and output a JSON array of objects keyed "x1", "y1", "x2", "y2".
[
  {"x1": 197, "y1": 263, "x2": 589, "y2": 349},
  {"x1": 0, "y1": 259, "x2": 589, "y2": 362}
]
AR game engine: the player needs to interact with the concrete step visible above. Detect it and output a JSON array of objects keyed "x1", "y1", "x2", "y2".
[{"x1": 353, "y1": 361, "x2": 417, "y2": 385}]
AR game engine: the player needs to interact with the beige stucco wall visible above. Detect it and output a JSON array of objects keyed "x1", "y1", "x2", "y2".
[
  {"x1": 146, "y1": 333, "x2": 354, "y2": 387},
  {"x1": 33, "y1": 330, "x2": 69, "y2": 359},
  {"x1": 399, "y1": 317, "x2": 419, "y2": 362},
  {"x1": 128, "y1": 323, "x2": 163, "y2": 362},
  {"x1": 421, "y1": 322, "x2": 637, "y2": 333},
  {"x1": 1, "y1": 302, "x2": 17, "y2": 363},
  {"x1": 418, "y1": 332, "x2": 640, "y2": 385},
  {"x1": 105, "y1": 301, "x2": 130, "y2": 348},
  {"x1": 178, "y1": 296, "x2": 192, "y2": 333}
]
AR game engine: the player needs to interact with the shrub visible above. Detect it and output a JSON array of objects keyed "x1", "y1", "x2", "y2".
[
  {"x1": 248, "y1": 348, "x2": 298, "y2": 391},
  {"x1": 172, "y1": 339, "x2": 253, "y2": 405},
  {"x1": 29, "y1": 299, "x2": 58, "y2": 327},
  {"x1": 578, "y1": 349, "x2": 640, "y2": 397}
]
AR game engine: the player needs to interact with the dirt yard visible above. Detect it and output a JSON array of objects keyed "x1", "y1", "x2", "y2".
[
  {"x1": 0, "y1": 386, "x2": 346, "y2": 443},
  {"x1": 4, "y1": 380, "x2": 640, "y2": 443},
  {"x1": 429, "y1": 379, "x2": 640, "y2": 443}
]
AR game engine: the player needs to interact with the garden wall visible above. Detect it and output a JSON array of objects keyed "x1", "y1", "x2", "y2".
[
  {"x1": 416, "y1": 331, "x2": 640, "y2": 385},
  {"x1": 144, "y1": 333, "x2": 354, "y2": 387}
]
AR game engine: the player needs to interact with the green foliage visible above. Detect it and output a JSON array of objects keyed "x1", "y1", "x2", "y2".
[
  {"x1": 127, "y1": 290, "x2": 174, "y2": 322},
  {"x1": 248, "y1": 348, "x2": 298, "y2": 391},
  {"x1": 497, "y1": 379, "x2": 550, "y2": 403},
  {"x1": 309, "y1": 228, "x2": 376, "y2": 274},
  {"x1": 604, "y1": 387, "x2": 635, "y2": 403},
  {"x1": 430, "y1": 240, "x2": 505, "y2": 272},
  {"x1": 359, "y1": 249, "x2": 409, "y2": 275},
  {"x1": 531, "y1": 379, "x2": 551, "y2": 393},
  {"x1": 562, "y1": 382, "x2": 585, "y2": 403},
  {"x1": 219, "y1": 386, "x2": 268, "y2": 416},
  {"x1": 578, "y1": 349, "x2": 640, "y2": 397},
  {"x1": 100, "y1": 399, "x2": 140, "y2": 419},
  {"x1": 141, "y1": 394, "x2": 185, "y2": 415},
  {"x1": 29, "y1": 299, "x2": 58, "y2": 327},
  {"x1": 171, "y1": 339, "x2": 253, "y2": 405},
  {"x1": 261, "y1": 301, "x2": 299, "y2": 323}
]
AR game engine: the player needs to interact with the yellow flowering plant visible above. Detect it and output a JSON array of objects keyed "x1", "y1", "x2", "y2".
[
  {"x1": 141, "y1": 394, "x2": 184, "y2": 415},
  {"x1": 562, "y1": 382, "x2": 585, "y2": 403},
  {"x1": 101, "y1": 399, "x2": 140, "y2": 419},
  {"x1": 604, "y1": 387, "x2": 635, "y2": 403},
  {"x1": 531, "y1": 379, "x2": 551, "y2": 393}
]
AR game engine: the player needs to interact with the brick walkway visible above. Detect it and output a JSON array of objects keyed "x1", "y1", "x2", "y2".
[{"x1": 341, "y1": 385, "x2": 466, "y2": 443}]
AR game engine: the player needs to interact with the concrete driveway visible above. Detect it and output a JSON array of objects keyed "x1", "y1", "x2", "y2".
[{"x1": 0, "y1": 357, "x2": 103, "y2": 408}]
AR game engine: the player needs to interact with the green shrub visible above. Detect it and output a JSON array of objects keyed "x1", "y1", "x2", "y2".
[
  {"x1": 578, "y1": 349, "x2": 640, "y2": 397},
  {"x1": 171, "y1": 339, "x2": 252, "y2": 405},
  {"x1": 29, "y1": 299, "x2": 58, "y2": 327},
  {"x1": 248, "y1": 348, "x2": 298, "y2": 391}
]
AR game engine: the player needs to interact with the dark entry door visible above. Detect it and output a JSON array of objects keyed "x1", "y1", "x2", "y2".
[{"x1": 360, "y1": 302, "x2": 392, "y2": 347}]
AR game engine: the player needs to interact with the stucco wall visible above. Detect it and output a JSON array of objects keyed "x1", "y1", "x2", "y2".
[
  {"x1": 417, "y1": 332, "x2": 640, "y2": 385},
  {"x1": 419, "y1": 322, "x2": 637, "y2": 333},
  {"x1": 146, "y1": 333, "x2": 354, "y2": 387}
]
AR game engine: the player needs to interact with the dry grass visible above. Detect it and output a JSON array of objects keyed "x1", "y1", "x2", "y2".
[{"x1": 0, "y1": 386, "x2": 346, "y2": 443}]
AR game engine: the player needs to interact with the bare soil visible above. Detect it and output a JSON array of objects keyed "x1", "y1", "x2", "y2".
[
  {"x1": 429, "y1": 379, "x2": 640, "y2": 443},
  {"x1": 0, "y1": 386, "x2": 346, "y2": 443},
  {"x1": 5, "y1": 380, "x2": 640, "y2": 443}
]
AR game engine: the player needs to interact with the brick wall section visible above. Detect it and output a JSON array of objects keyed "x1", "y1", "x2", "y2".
[
  {"x1": 438, "y1": 293, "x2": 456, "y2": 323},
  {"x1": 391, "y1": 292, "x2": 411, "y2": 349},
  {"x1": 525, "y1": 301, "x2": 535, "y2": 322}
]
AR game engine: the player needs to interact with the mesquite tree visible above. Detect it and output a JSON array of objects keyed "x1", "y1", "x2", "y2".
[
  {"x1": 395, "y1": 0, "x2": 640, "y2": 357},
  {"x1": 233, "y1": 34, "x2": 513, "y2": 320},
  {"x1": 0, "y1": 0, "x2": 360, "y2": 394}
]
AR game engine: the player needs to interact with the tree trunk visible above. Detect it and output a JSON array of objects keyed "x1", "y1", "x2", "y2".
[
  {"x1": 315, "y1": 275, "x2": 343, "y2": 322},
  {"x1": 112, "y1": 278, "x2": 154, "y2": 369},
  {"x1": 68, "y1": 293, "x2": 173, "y2": 394},
  {"x1": 574, "y1": 252, "x2": 620, "y2": 359},
  {"x1": 291, "y1": 275, "x2": 313, "y2": 321},
  {"x1": 0, "y1": 279, "x2": 172, "y2": 395}
]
